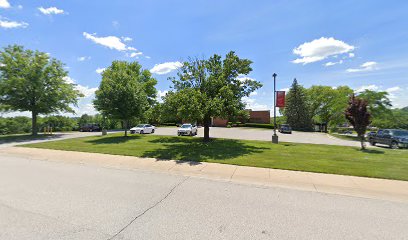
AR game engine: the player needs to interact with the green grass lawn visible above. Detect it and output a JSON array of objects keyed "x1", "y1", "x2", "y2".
[
  {"x1": 330, "y1": 133, "x2": 362, "y2": 142},
  {"x1": 0, "y1": 133, "x2": 58, "y2": 143},
  {"x1": 22, "y1": 133, "x2": 408, "y2": 181}
]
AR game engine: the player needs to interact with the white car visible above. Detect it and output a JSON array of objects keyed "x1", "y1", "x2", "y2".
[
  {"x1": 177, "y1": 124, "x2": 198, "y2": 136},
  {"x1": 130, "y1": 124, "x2": 155, "y2": 134}
]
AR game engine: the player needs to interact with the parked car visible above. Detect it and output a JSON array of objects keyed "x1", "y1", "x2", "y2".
[
  {"x1": 79, "y1": 123, "x2": 101, "y2": 132},
  {"x1": 177, "y1": 124, "x2": 198, "y2": 136},
  {"x1": 130, "y1": 124, "x2": 155, "y2": 134},
  {"x1": 279, "y1": 124, "x2": 292, "y2": 134},
  {"x1": 368, "y1": 129, "x2": 408, "y2": 149}
]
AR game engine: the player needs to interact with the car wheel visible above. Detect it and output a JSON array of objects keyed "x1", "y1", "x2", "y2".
[
  {"x1": 177, "y1": 133, "x2": 181, "y2": 136},
  {"x1": 151, "y1": 129, "x2": 155, "y2": 133},
  {"x1": 369, "y1": 141, "x2": 376, "y2": 146},
  {"x1": 140, "y1": 130, "x2": 144, "y2": 134},
  {"x1": 390, "y1": 141, "x2": 399, "y2": 149}
]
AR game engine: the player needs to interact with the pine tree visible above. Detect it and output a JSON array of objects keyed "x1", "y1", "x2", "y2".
[{"x1": 284, "y1": 79, "x2": 313, "y2": 131}]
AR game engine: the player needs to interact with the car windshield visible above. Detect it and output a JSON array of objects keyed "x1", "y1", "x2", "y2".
[
  {"x1": 136, "y1": 124, "x2": 145, "y2": 128},
  {"x1": 181, "y1": 124, "x2": 192, "y2": 128},
  {"x1": 392, "y1": 130, "x2": 408, "y2": 137}
]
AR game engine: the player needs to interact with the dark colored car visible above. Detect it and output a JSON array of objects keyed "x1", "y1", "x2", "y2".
[
  {"x1": 79, "y1": 123, "x2": 101, "y2": 132},
  {"x1": 368, "y1": 129, "x2": 408, "y2": 149},
  {"x1": 279, "y1": 124, "x2": 292, "y2": 134}
]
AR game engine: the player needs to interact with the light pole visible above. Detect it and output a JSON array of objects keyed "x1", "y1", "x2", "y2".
[{"x1": 272, "y1": 73, "x2": 279, "y2": 143}]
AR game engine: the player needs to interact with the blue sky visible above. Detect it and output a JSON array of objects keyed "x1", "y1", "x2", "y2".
[{"x1": 1, "y1": 0, "x2": 408, "y2": 116}]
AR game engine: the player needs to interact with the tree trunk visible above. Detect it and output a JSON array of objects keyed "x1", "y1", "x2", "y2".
[
  {"x1": 203, "y1": 116, "x2": 211, "y2": 142},
  {"x1": 32, "y1": 111, "x2": 38, "y2": 136},
  {"x1": 124, "y1": 120, "x2": 128, "y2": 137},
  {"x1": 359, "y1": 133, "x2": 366, "y2": 150}
]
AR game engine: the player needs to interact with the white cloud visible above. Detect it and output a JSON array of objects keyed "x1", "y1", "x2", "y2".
[
  {"x1": 346, "y1": 61, "x2": 378, "y2": 73},
  {"x1": 324, "y1": 60, "x2": 343, "y2": 67},
  {"x1": 150, "y1": 61, "x2": 182, "y2": 75},
  {"x1": 95, "y1": 68, "x2": 106, "y2": 74},
  {"x1": 0, "y1": 20, "x2": 28, "y2": 29},
  {"x1": 250, "y1": 91, "x2": 258, "y2": 96},
  {"x1": 292, "y1": 37, "x2": 354, "y2": 64},
  {"x1": 349, "y1": 53, "x2": 355, "y2": 58},
  {"x1": 129, "y1": 52, "x2": 143, "y2": 58},
  {"x1": 236, "y1": 75, "x2": 255, "y2": 82},
  {"x1": 83, "y1": 32, "x2": 142, "y2": 57},
  {"x1": 386, "y1": 86, "x2": 401, "y2": 93},
  {"x1": 145, "y1": 56, "x2": 151, "y2": 59},
  {"x1": 280, "y1": 88, "x2": 289, "y2": 92},
  {"x1": 122, "y1": 37, "x2": 132, "y2": 42},
  {"x1": 242, "y1": 97, "x2": 268, "y2": 110},
  {"x1": 0, "y1": 0, "x2": 10, "y2": 8},
  {"x1": 77, "y1": 56, "x2": 91, "y2": 62},
  {"x1": 83, "y1": 32, "x2": 128, "y2": 51},
  {"x1": 63, "y1": 76, "x2": 98, "y2": 98},
  {"x1": 355, "y1": 84, "x2": 380, "y2": 93},
  {"x1": 38, "y1": 7, "x2": 64, "y2": 15},
  {"x1": 156, "y1": 90, "x2": 168, "y2": 103}
]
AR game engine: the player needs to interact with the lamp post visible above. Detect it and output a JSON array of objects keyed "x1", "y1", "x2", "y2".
[{"x1": 272, "y1": 73, "x2": 279, "y2": 143}]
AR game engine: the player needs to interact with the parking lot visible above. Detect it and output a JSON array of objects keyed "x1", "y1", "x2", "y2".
[{"x1": 154, "y1": 127, "x2": 361, "y2": 147}]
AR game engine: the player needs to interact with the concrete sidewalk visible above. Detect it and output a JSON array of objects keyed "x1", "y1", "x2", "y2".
[{"x1": 1, "y1": 146, "x2": 407, "y2": 203}]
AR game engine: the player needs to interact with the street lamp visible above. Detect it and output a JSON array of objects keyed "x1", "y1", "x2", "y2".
[{"x1": 272, "y1": 73, "x2": 279, "y2": 144}]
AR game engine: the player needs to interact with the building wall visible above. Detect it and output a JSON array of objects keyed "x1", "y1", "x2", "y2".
[
  {"x1": 249, "y1": 110, "x2": 270, "y2": 124},
  {"x1": 212, "y1": 117, "x2": 229, "y2": 127}
]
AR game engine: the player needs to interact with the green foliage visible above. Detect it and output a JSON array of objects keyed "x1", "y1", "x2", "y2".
[
  {"x1": 40, "y1": 115, "x2": 78, "y2": 131},
  {"x1": 0, "y1": 116, "x2": 32, "y2": 135},
  {"x1": 93, "y1": 61, "x2": 157, "y2": 136},
  {"x1": 0, "y1": 45, "x2": 83, "y2": 135},
  {"x1": 283, "y1": 79, "x2": 313, "y2": 131},
  {"x1": 163, "y1": 51, "x2": 262, "y2": 141},
  {"x1": 357, "y1": 90, "x2": 392, "y2": 119},
  {"x1": 306, "y1": 85, "x2": 353, "y2": 127}
]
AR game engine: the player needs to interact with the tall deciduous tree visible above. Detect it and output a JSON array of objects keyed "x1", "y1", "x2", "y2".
[
  {"x1": 0, "y1": 45, "x2": 83, "y2": 135},
  {"x1": 357, "y1": 89, "x2": 392, "y2": 119},
  {"x1": 345, "y1": 95, "x2": 371, "y2": 150},
  {"x1": 284, "y1": 79, "x2": 313, "y2": 131},
  {"x1": 163, "y1": 51, "x2": 262, "y2": 141},
  {"x1": 307, "y1": 85, "x2": 353, "y2": 128},
  {"x1": 93, "y1": 61, "x2": 157, "y2": 136}
]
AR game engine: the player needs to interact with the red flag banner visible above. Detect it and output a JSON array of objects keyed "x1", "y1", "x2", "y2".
[{"x1": 276, "y1": 91, "x2": 285, "y2": 107}]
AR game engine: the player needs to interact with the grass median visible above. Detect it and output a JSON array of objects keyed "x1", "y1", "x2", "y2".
[{"x1": 22, "y1": 133, "x2": 408, "y2": 181}]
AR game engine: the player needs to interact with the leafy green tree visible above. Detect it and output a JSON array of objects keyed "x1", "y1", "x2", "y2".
[
  {"x1": 0, "y1": 45, "x2": 83, "y2": 135},
  {"x1": 307, "y1": 85, "x2": 353, "y2": 128},
  {"x1": 357, "y1": 90, "x2": 392, "y2": 124},
  {"x1": 93, "y1": 61, "x2": 157, "y2": 136},
  {"x1": 163, "y1": 51, "x2": 262, "y2": 141},
  {"x1": 345, "y1": 95, "x2": 371, "y2": 150},
  {"x1": 284, "y1": 79, "x2": 313, "y2": 131}
]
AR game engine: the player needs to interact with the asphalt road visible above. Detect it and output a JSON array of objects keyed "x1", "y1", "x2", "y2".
[
  {"x1": 1, "y1": 154, "x2": 407, "y2": 240},
  {"x1": 154, "y1": 127, "x2": 361, "y2": 147}
]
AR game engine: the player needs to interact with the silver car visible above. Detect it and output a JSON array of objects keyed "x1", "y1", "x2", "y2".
[{"x1": 177, "y1": 124, "x2": 198, "y2": 136}]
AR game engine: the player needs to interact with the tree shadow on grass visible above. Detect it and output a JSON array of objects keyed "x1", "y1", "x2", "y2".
[
  {"x1": 0, "y1": 134, "x2": 64, "y2": 144},
  {"x1": 358, "y1": 148, "x2": 385, "y2": 154},
  {"x1": 86, "y1": 135, "x2": 141, "y2": 144},
  {"x1": 142, "y1": 137, "x2": 268, "y2": 162}
]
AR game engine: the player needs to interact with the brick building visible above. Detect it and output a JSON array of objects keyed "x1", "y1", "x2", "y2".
[{"x1": 211, "y1": 109, "x2": 270, "y2": 127}]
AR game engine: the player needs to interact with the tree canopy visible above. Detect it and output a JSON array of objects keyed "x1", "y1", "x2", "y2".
[
  {"x1": 0, "y1": 45, "x2": 83, "y2": 135},
  {"x1": 163, "y1": 51, "x2": 262, "y2": 141},
  {"x1": 345, "y1": 95, "x2": 371, "y2": 150},
  {"x1": 93, "y1": 61, "x2": 157, "y2": 136},
  {"x1": 284, "y1": 79, "x2": 313, "y2": 131}
]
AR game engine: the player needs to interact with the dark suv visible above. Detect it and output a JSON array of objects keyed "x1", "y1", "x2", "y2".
[
  {"x1": 368, "y1": 129, "x2": 408, "y2": 149},
  {"x1": 79, "y1": 123, "x2": 101, "y2": 132}
]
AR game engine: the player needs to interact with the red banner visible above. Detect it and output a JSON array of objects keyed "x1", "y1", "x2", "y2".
[{"x1": 276, "y1": 91, "x2": 285, "y2": 107}]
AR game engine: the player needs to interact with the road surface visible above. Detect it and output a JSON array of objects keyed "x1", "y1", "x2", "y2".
[
  {"x1": 1, "y1": 153, "x2": 407, "y2": 240},
  {"x1": 154, "y1": 127, "x2": 360, "y2": 147}
]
